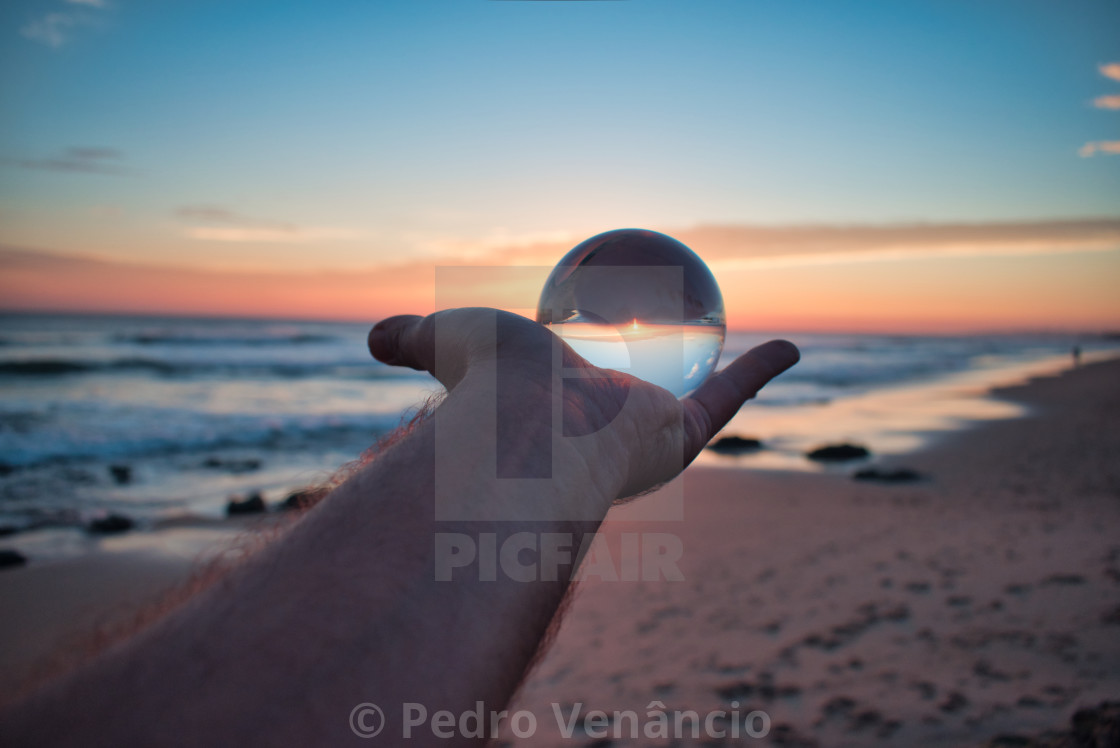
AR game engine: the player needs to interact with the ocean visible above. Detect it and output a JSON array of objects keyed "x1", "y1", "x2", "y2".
[{"x1": 1, "y1": 312, "x2": 1115, "y2": 530}]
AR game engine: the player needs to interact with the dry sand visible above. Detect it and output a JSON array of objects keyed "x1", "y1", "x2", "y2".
[{"x1": 1, "y1": 358, "x2": 1117, "y2": 746}]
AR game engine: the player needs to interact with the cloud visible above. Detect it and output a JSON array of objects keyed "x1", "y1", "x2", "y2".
[
  {"x1": 1093, "y1": 95, "x2": 1120, "y2": 110},
  {"x1": 20, "y1": 12, "x2": 80, "y2": 48},
  {"x1": 656, "y1": 220, "x2": 1120, "y2": 271},
  {"x1": 1079, "y1": 141, "x2": 1120, "y2": 157},
  {"x1": 5, "y1": 147, "x2": 130, "y2": 175},
  {"x1": 360, "y1": 219, "x2": 1120, "y2": 285},
  {"x1": 175, "y1": 205, "x2": 292, "y2": 228},
  {"x1": 398, "y1": 219, "x2": 1120, "y2": 276},
  {"x1": 174, "y1": 206, "x2": 234, "y2": 222},
  {"x1": 184, "y1": 226, "x2": 361, "y2": 243},
  {"x1": 1101, "y1": 63, "x2": 1120, "y2": 83},
  {"x1": 175, "y1": 204, "x2": 360, "y2": 243},
  {"x1": 20, "y1": 0, "x2": 109, "y2": 48}
]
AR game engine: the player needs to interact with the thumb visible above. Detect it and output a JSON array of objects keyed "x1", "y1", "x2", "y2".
[{"x1": 367, "y1": 310, "x2": 486, "y2": 390}]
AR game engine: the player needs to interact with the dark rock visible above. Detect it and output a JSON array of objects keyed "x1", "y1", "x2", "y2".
[
  {"x1": 707, "y1": 436, "x2": 763, "y2": 454},
  {"x1": 0, "y1": 462, "x2": 14, "y2": 476},
  {"x1": 852, "y1": 467, "x2": 922, "y2": 483},
  {"x1": 1071, "y1": 702, "x2": 1120, "y2": 746},
  {"x1": 820, "y1": 696, "x2": 856, "y2": 718},
  {"x1": 88, "y1": 513, "x2": 135, "y2": 534},
  {"x1": 849, "y1": 708, "x2": 882, "y2": 731},
  {"x1": 108, "y1": 464, "x2": 132, "y2": 485},
  {"x1": 0, "y1": 549, "x2": 28, "y2": 569},
  {"x1": 806, "y1": 444, "x2": 870, "y2": 462},
  {"x1": 939, "y1": 691, "x2": 969, "y2": 713},
  {"x1": 227, "y1": 491, "x2": 266, "y2": 515},
  {"x1": 204, "y1": 456, "x2": 262, "y2": 474},
  {"x1": 983, "y1": 701, "x2": 1120, "y2": 747},
  {"x1": 0, "y1": 525, "x2": 18, "y2": 537},
  {"x1": 279, "y1": 488, "x2": 326, "y2": 512}
]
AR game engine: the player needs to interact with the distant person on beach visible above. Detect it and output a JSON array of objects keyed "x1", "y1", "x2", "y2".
[
  {"x1": 0, "y1": 308, "x2": 798, "y2": 746},
  {"x1": 1072, "y1": 345, "x2": 1081, "y2": 367}
]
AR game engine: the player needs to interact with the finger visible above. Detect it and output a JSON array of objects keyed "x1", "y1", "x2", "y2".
[
  {"x1": 683, "y1": 339, "x2": 800, "y2": 455},
  {"x1": 369, "y1": 311, "x2": 485, "y2": 390},
  {"x1": 367, "y1": 315, "x2": 433, "y2": 371}
]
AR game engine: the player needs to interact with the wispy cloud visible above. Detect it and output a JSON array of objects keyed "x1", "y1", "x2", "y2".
[
  {"x1": 421, "y1": 219, "x2": 1120, "y2": 271},
  {"x1": 4, "y1": 147, "x2": 130, "y2": 175},
  {"x1": 185, "y1": 227, "x2": 362, "y2": 243},
  {"x1": 1080, "y1": 63, "x2": 1120, "y2": 154},
  {"x1": 175, "y1": 205, "x2": 292, "y2": 228},
  {"x1": 20, "y1": 12, "x2": 80, "y2": 48},
  {"x1": 1093, "y1": 94, "x2": 1120, "y2": 110},
  {"x1": 670, "y1": 220, "x2": 1120, "y2": 269},
  {"x1": 175, "y1": 204, "x2": 360, "y2": 243},
  {"x1": 1079, "y1": 141, "x2": 1120, "y2": 158},
  {"x1": 20, "y1": 0, "x2": 109, "y2": 48}
]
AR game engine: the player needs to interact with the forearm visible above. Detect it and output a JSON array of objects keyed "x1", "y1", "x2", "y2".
[{"x1": 1, "y1": 382, "x2": 619, "y2": 746}]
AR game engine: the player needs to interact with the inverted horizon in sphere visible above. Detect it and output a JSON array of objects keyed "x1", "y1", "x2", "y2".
[{"x1": 537, "y1": 229, "x2": 727, "y2": 396}]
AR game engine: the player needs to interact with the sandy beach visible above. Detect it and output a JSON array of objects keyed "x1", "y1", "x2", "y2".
[
  {"x1": 505, "y1": 357, "x2": 1120, "y2": 746},
  {"x1": 2, "y1": 358, "x2": 1118, "y2": 746}
]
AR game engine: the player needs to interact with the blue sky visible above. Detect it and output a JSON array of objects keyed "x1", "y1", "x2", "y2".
[{"x1": 1, "y1": 0, "x2": 1118, "y2": 274}]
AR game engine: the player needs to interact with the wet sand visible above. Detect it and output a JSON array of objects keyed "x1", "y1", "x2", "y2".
[{"x1": 0, "y1": 516, "x2": 273, "y2": 699}]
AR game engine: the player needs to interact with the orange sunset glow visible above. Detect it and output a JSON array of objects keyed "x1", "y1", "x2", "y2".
[{"x1": 3, "y1": 220, "x2": 1118, "y2": 333}]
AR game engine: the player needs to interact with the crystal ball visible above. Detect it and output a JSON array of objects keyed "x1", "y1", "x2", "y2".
[{"x1": 537, "y1": 228, "x2": 726, "y2": 397}]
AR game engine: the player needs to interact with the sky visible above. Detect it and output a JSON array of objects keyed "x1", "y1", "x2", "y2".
[{"x1": 1, "y1": 0, "x2": 1119, "y2": 332}]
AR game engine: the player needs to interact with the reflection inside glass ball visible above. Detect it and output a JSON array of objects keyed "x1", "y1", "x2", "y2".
[{"x1": 537, "y1": 229, "x2": 726, "y2": 397}]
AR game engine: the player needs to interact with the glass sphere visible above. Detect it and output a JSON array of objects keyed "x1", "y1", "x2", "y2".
[{"x1": 537, "y1": 228, "x2": 726, "y2": 397}]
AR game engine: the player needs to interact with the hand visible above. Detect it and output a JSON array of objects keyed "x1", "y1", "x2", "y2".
[{"x1": 369, "y1": 308, "x2": 799, "y2": 502}]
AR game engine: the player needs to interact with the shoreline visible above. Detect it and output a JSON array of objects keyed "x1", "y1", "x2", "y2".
[{"x1": 699, "y1": 348, "x2": 1119, "y2": 473}]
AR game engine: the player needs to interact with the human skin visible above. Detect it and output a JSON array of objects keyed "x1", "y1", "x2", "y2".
[{"x1": 0, "y1": 308, "x2": 798, "y2": 747}]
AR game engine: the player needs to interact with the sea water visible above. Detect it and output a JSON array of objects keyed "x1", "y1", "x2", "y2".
[
  {"x1": 0, "y1": 312, "x2": 1115, "y2": 527},
  {"x1": 546, "y1": 321, "x2": 725, "y2": 398}
]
